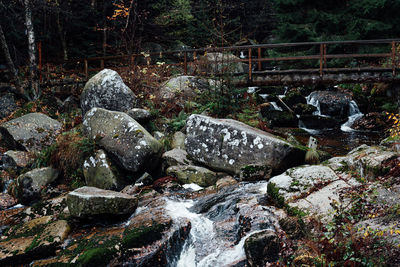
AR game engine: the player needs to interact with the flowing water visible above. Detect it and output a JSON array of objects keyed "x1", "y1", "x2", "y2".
[{"x1": 165, "y1": 182, "x2": 271, "y2": 267}]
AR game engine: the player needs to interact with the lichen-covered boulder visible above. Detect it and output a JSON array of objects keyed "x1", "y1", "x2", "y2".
[
  {"x1": 197, "y1": 52, "x2": 247, "y2": 74},
  {"x1": 126, "y1": 108, "x2": 152, "y2": 124},
  {"x1": 80, "y1": 69, "x2": 137, "y2": 115},
  {"x1": 0, "y1": 113, "x2": 62, "y2": 152},
  {"x1": 83, "y1": 107, "x2": 162, "y2": 172},
  {"x1": 83, "y1": 149, "x2": 127, "y2": 190},
  {"x1": 67, "y1": 186, "x2": 138, "y2": 217},
  {"x1": 166, "y1": 165, "x2": 217, "y2": 187},
  {"x1": 158, "y1": 75, "x2": 209, "y2": 101},
  {"x1": 15, "y1": 167, "x2": 59, "y2": 204},
  {"x1": 185, "y1": 114, "x2": 306, "y2": 175}
]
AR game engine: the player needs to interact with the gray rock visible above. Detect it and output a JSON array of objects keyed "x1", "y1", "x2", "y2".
[
  {"x1": 269, "y1": 165, "x2": 339, "y2": 200},
  {"x1": 126, "y1": 108, "x2": 152, "y2": 124},
  {"x1": 2, "y1": 150, "x2": 34, "y2": 170},
  {"x1": 16, "y1": 167, "x2": 59, "y2": 204},
  {"x1": 0, "y1": 113, "x2": 62, "y2": 152},
  {"x1": 185, "y1": 114, "x2": 306, "y2": 175},
  {"x1": 0, "y1": 93, "x2": 17, "y2": 119},
  {"x1": 307, "y1": 91, "x2": 351, "y2": 119},
  {"x1": 67, "y1": 186, "x2": 138, "y2": 217},
  {"x1": 153, "y1": 131, "x2": 165, "y2": 140},
  {"x1": 171, "y1": 131, "x2": 186, "y2": 149},
  {"x1": 216, "y1": 176, "x2": 238, "y2": 190},
  {"x1": 162, "y1": 148, "x2": 193, "y2": 171},
  {"x1": 197, "y1": 52, "x2": 247, "y2": 74},
  {"x1": 80, "y1": 69, "x2": 137, "y2": 115},
  {"x1": 166, "y1": 165, "x2": 218, "y2": 187},
  {"x1": 244, "y1": 229, "x2": 279, "y2": 267},
  {"x1": 83, "y1": 149, "x2": 127, "y2": 190},
  {"x1": 83, "y1": 107, "x2": 162, "y2": 172},
  {"x1": 158, "y1": 76, "x2": 209, "y2": 101}
]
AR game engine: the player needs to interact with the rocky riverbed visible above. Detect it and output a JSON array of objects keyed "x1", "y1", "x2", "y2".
[{"x1": 1, "y1": 69, "x2": 400, "y2": 266}]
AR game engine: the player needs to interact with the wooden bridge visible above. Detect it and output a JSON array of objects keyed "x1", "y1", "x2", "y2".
[{"x1": 39, "y1": 39, "x2": 400, "y2": 87}]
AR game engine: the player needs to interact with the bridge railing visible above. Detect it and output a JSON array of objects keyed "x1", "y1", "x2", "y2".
[{"x1": 41, "y1": 39, "x2": 400, "y2": 83}]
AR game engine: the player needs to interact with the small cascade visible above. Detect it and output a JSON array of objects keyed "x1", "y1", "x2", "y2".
[
  {"x1": 341, "y1": 100, "x2": 363, "y2": 132},
  {"x1": 270, "y1": 102, "x2": 283, "y2": 111},
  {"x1": 165, "y1": 182, "x2": 273, "y2": 267},
  {"x1": 306, "y1": 94, "x2": 322, "y2": 116},
  {"x1": 298, "y1": 120, "x2": 321, "y2": 135}
]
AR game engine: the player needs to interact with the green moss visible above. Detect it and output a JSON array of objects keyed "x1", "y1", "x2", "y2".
[
  {"x1": 267, "y1": 182, "x2": 285, "y2": 208},
  {"x1": 25, "y1": 236, "x2": 41, "y2": 252},
  {"x1": 122, "y1": 224, "x2": 166, "y2": 248},
  {"x1": 77, "y1": 247, "x2": 117, "y2": 266}
]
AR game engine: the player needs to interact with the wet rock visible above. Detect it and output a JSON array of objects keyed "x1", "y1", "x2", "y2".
[
  {"x1": 260, "y1": 110, "x2": 298, "y2": 128},
  {"x1": 0, "y1": 93, "x2": 17, "y2": 119},
  {"x1": 166, "y1": 165, "x2": 217, "y2": 187},
  {"x1": 282, "y1": 89, "x2": 306, "y2": 107},
  {"x1": 2, "y1": 150, "x2": 34, "y2": 170},
  {"x1": 0, "y1": 220, "x2": 70, "y2": 266},
  {"x1": 83, "y1": 107, "x2": 162, "y2": 173},
  {"x1": 185, "y1": 114, "x2": 306, "y2": 175},
  {"x1": 67, "y1": 186, "x2": 138, "y2": 217},
  {"x1": 299, "y1": 115, "x2": 340, "y2": 129},
  {"x1": 16, "y1": 167, "x2": 59, "y2": 204},
  {"x1": 162, "y1": 148, "x2": 193, "y2": 171},
  {"x1": 158, "y1": 75, "x2": 209, "y2": 101},
  {"x1": 216, "y1": 176, "x2": 238, "y2": 190},
  {"x1": 135, "y1": 172, "x2": 153, "y2": 186},
  {"x1": 308, "y1": 91, "x2": 351, "y2": 119},
  {"x1": 352, "y1": 112, "x2": 388, "y2": 131},
  {"x1": 126, "y1": 108, "x2": 152, "y2": 124},
  {"x1": 80, "y1": 69, "x2": 137, "y2": 115},
  {"x1": 244, "y1": 229, "x2": 279, "y2": 266},
  {"x1": 83, "y1": 149, "x2": 128, "y2": 190},
  {"x1": 0, "y1": 193, "x2": 17, "y2": 210},
  {"x1": 293, "y1": 103, "x2": 317, "y2": 115},
  {"x1": 172, "y1": 131, "x2": 186, "y2": 149},
  {"x1": 0, "y1": 113, "x2": 62, "y2": 152}
]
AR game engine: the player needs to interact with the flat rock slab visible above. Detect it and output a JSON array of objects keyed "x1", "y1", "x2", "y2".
[
  {"x1": 67, "y1": 186, "x2": 138, "y2": 217},
  {"x1": 269, "y1": 165, "x2": 339, "y2": 200},
  {"x1": 185, "y1": 114, "x2": 305, "y2": 175},
  {"x1": 0, "y1": 113, "x2": 62, "y2": 152}
]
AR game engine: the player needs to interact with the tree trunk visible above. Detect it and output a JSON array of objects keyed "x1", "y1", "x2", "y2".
[
  {"x1": 56, "y1": 11, "x2": 68, "y2": 61},
  {"x1": 0, "y1": 24, "x2": 27, "y2": 99},
  {"x1": 24, "y1": 0, "x2": 40, "y2": 99}
]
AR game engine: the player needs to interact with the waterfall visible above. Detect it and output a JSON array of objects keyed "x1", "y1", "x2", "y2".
[
  {"x1": 306, "y1": 94, "x2": 322, "y2": 116},
  {"x1": 298, "y1": 120, "x2": 321, "y2": 135},
  {"x1": 270, "y1": 102, "x2": 283, "y2": 111},
  {"x1": 341, "y1": 100, "x2": 363, "y2": 132}
]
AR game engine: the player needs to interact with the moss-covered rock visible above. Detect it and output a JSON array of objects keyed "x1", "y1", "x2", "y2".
[{"x1": 166, "y1": 165, "x2": 217, "y2": 187}]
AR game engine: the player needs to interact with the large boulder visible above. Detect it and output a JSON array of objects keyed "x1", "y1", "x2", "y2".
[
  {"x1": 1, "y1": 150, "x2": 34, "y2": 171},
  {"x1": 158, "y1": 75, "x2": 209, "y2": 101},
  {"x1": 185, "y1": 114, "x2": 306, "y2": 175},
  {"x1": 15, "y1": 167, "x2": 59, "y2": 204},
  {"x1": 197, "y1": 52, "x2": 247, "y2": 74},
  {"x1": 307, "y1": 91, "x2": 351, "y2": 119},
  {"x1": 80, "y1": 69, "x2": 137, "y2": 115},
  {"x1": 66, "y1": 186, "x2": 138, "y2": 217},
  {"x1": 83, "y1": 149, "x2": 127, "y2": 190},
  {"x1": 0, "y1": 113, "x2": 62, "y2": 152},
  {"x1": 82, "y1": 107, "x2": 162, "y2": 172}
]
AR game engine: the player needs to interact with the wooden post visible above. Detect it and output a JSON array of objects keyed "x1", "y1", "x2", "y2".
[
  {"x1": 184, "y1": 51, "x2": 188, "y2": 75},
  {"x1": 100, "y1": 59, "x2": 104, "y2": 69},
  {"x1": 257, "y1": 47, "x2": 262, "y2": 71},
  {"x1": 84, "y1": 59, "x2": 88, "y2": 79},
  {"x1": 392, "y1": 41, "x2": 396, "y2": 76},
  {"x1": 248, "y1": 48, "x2": 252, "y2": 81},
  {"x1": 323, "y1": 44, "x2": 327, "y2": 68},
  {"x1": 38, "y1": 41, "x2": 42, "y2": 82},
  {"x1": 319, "y1": 44, "x2": 324, "y2": 77},
  {"x1": 193, "y1": 51, "x2": 197, "y2": 75}
]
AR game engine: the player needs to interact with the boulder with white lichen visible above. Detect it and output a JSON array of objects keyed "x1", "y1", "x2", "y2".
[
  {"x1": 185, "y1": 114, "x2": 306, "y2": 175},
  {"x1": 82, "y1": 107, "x2": 163, "y2": 173}
]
